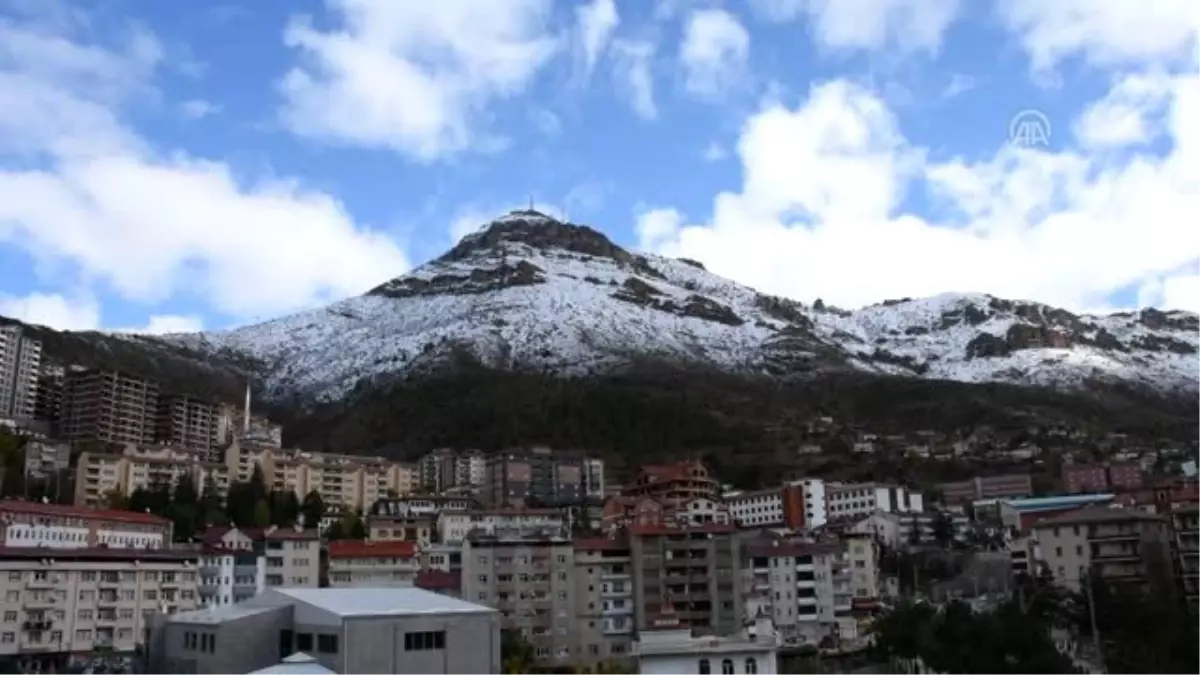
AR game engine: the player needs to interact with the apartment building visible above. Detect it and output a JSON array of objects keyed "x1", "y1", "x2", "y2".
[
  {"x1": 484, "y1": 447, "x2": 590, "y2": 508},
  {"x1": 0, "y1": 500, "x2": 172, "y2": 549},
  {"x1": 622, "y1": 460, "x2": 720, "y2": 507},
  {"x1": 223, "y1": 442, "x2": 417, "y2": 513},
  {"x1": 74, "y1": 445, "x2": 230, "y2": 507},
  {"x1": 725, "y1": 479, "x2": 826, "y2": 530},
  {"x1": 368, "y1": 512, "x2": 437, "y2": 547},
  {"x1": 742, "y1": 539, "x2": 852, "y2": 644},
  {"x1": 155, "y1": 394, "x2": 219, "y2": 450},
  {"x1": 32, "y1": 363, "x2": 65, "y2": 431},
  {"x1": 1063, "y1": 462, "x2": 1144, "y2": 494},
  {"x1": 1032, "y1": 506, "x2": 1176, "y2": 595},
  {"x1": 0, "y1": 324, "x2": 41, "y2": 420},
  {"x1": 328, "y1": 540, "x2": 421, "y2": 588},
  {"x1": 62, "y1": 369, "x2": 159, "y2": 445},
  {"x1": 825, "y1": 483, "x2": 923, "y2": 520},
  {"x1": 939, "y1": 473, "x2": 1033, "y2": 506},
  {"x1": 584, "y1": 458, "x2": 606, "y2": 503},
  {"x1": 573, "y1": 538, "x2": 635, "y2": 667},
  {"x1": 0, "y1": 547, "x2": 199, "y2": 672},
  {"x1": 437, "y1": 508, "x2": 568, "y2": 545},
  {"x1": 629, "y1": 522, "x2": 743, "y2": 636},
  {"x1": 21, "y1": 439, "x2": 70, "y2": 483},
  {"x1": 634, "y1": 612, "x2": 779, "y2": 675},
  {"x1": 462, "y1": 529, "x2": 577, "y2": 665},
  {"x1": 198, "y1": 525, "x2": 319, "y2": 604}
]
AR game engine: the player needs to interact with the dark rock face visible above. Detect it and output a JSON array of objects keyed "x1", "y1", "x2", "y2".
[
  {"x1": 754, "y1": 294, "x2": 813, "y2": 329},
  {"x1": 678, "y1": 258, "x2": 706, "y2": 270},
  {"x1": 611, "y1": 278, "x2": 743, "y2": 326},
  {"x1": 368, "y1": 260, "x2": 546, "y2": 298},
  {"x1": 966, "y1": 333, "x2": 1011, "y2": 359},
  {"x1": 1140, "y1": 308, "x2": 1199, "y2": 332}
]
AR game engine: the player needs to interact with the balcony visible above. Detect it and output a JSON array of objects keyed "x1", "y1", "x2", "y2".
[
  {"x1": 1089, "y1": 527, "x2": 1142, "y2": 542},
  {"x1": 22, "y1": 620, "x2": 52, "y2": 632},
  {"x1": 25, "y1": 577, "x2": 56, "y2": 590},
  {"x1": 23, "y1": 596, "x2": 58, "y2": 609},
  {"x1": 602, "y1": 604, "x2": 633, "y2": 616}
]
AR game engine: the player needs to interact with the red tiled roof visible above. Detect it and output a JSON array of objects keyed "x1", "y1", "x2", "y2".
[
  {"x1": 414, "y1": 569, "x2": 461, "y2": 591},
  {"x1": 0, "y1": 546, "x2": 193, "y2": 561},
  {"x1": 0, "y1": 500, "x2": 169, "y2": 526},
  {"x1": 328, "y1": 539, "x2": 418, "y2": 558}
]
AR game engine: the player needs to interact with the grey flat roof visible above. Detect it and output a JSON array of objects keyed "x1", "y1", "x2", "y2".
[
  {"x1": 274, "y1": 587, "x2": 497, "y2": 617},
  {"x1": 170, "y1": 603, "x2": 280, "y2": 625}
]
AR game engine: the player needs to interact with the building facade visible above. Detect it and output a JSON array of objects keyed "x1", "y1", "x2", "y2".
[
  {"x1": 327, "y1": 540, "x2": 420, "y2": 588},
  {"x1": 0, "y1": 325, "x2": 41, "y2": 420},
  {"x1": 572, "y1": 538, "x2": 635, "y2": 667},
  {"x1": 939, "y1": 473, "x2": 1033, "y2": 505},
  {"x1": 1032, "y1": 506, "x2": 1175, "y2": 595},
  {"x1": 825, "y1": 483, "x2": 923, "y2": 521},
  {"x1": 74, "y1": 445, "x2": 230, "y2": 508},
  {"x1": 62, "y1": 369, "x2": 160, "y2": 445},
  {"x1": 462, "y1": 530, "x2": 577, "y2": 665},
  {"x1": 484, "y1": 447, "x2": 588, "y2": 508},
  {"x1": 0, "y1": 500, "x2": 171, "y2": 549},
  {"x1": 0, "y1": 547, "x2": 199, "y2": 672},
  {"x1": 629, "y1": 523, "x2": 743, "y2": 636}
]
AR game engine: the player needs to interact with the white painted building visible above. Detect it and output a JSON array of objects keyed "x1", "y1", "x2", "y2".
[
  {"x1": 825, "y1": 483, "x2": 923, "y2": 521},
  {"x1": 0, "y1": 500, "x2": 171, "y2": 549},
  {"x1": 197, "y1": 549, "x2": 267, "y2": 607},
  {"x1": 635, "y1": 613, "x2": 779, "y2": 675},
  {"x1": 436, "y1": 508, "x2": 567, "y2": 544},
  {"x1": 585, "y1": 457, "x2": 606, "y2": 501},
  {"x1": 724, "y1": 479, "x2": 827, "y2": 530}
]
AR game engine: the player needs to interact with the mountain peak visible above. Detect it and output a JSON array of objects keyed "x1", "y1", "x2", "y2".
[{"x1": 439, "y1": 209, "x2": 630, "y2": 265}]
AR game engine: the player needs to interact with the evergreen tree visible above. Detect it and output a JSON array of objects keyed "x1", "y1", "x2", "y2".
[
  {"x1": 251, "y1": 499, "x2": 271, "y2": 528},
  {"x1": 931, "y1": 511, "x2": 955, "y2": 549},
  {"x1": 199, "y1": 475, "x2": 225, "y2": 527},
  {"x1": 169, "y1": 476, "x2": 200, "y2": 542},
  {"x1": 300, "y1": 490, "x2": 325, "y2": 529}
]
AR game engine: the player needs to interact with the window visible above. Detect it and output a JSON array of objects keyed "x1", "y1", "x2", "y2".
[
  {"x1": 746, "y1": 657, "x2": 758, "y2": 674},
  {"x1": 296, "y1": 633, "x2": 313, "y2": 652},
  {"x1": 279, "y1": 629, "x2": 294, "y2": 656},
  {"x1": 721, "y1": 659, "x2": 734, "y2": 674},
  {"x1": 317, "y1": 634, "x2": 339, "y2": 654},
  {"x1": 698, "y1": 658, "x2": 711, "y2": 674},
  {"x1": 404, "y1": 631, "x2": 446, "y2": 651}
]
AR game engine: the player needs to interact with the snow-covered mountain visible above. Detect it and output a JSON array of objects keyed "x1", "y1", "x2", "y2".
[{"x1": 172, "y1": 210, "x2": 1199, "y2": 403}]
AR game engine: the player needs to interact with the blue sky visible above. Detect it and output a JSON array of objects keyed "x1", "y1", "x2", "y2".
[{"x1": 0, "y1": 0, "x2": 1196, "y2": 333}]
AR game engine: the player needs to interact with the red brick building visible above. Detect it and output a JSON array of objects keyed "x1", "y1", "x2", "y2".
[{"x1": 1063, "y1": 462, "x2": 1144, "y2": 494}]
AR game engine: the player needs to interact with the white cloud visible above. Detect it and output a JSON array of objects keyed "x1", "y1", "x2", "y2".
[
  {"x1": 1072, "y1": 72, "x2": 1174, "y2": 149},
  {"x1": 611, "y1": 38, "x2": 658, "y2": 120},
  {"x1": 278, "y1": 0, "x2": 559, "y2": 161},
  {"x1": 635, "y1": 69, "x2": 1200, "y2": 313},
  {"x1": 941, "y1": 73, "x2": 975, "y2": 99},
  {"x1": 995, "y1": 0, "x2": 1199, "y2": 74},
  {"x1": 180, "y1": 99, "x2": 221, "y2": 119},
  {"x1": 575, "y1": 0, "x2": 619, "y2": 81},
  {"x1": 680, "y1": 8, "x2": 750, "y2": 100},
  {"x1": 124, "y1": 314, "x2": 205, "y2": 335},
  {"x1": 0, "y1": 292, "x2": 100, "y2": 331},
  {"x1": 0, "y1": 6, "x2": 411, "y2": 328},
  {"x1": 752, "y1": 0, "x2": 961, "y2": 55}
]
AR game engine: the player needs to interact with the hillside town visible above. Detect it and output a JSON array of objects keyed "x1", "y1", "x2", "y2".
[{"x1": 0, "y1": 323, "x2": 1196, "y2": 674}]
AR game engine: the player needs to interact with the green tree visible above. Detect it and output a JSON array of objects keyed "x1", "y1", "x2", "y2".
[
  {"x1": 300, "y1": 490, "x2": 324, "y2": 529},
  {"x1": 128, "y1": 487, "x2": 152, "y2": 514},
  {"x1": 169, "y1": 476, "x2": 200, "y2": 541},
  {"x1": 251, "y1": 499, "x2": 271, "y2": 528},
  {"x1": 1082, "y1": 576, "x2": 1199, "y2": 673},
  {"x1": 0, "y1": 428, "x2": 24, "y2": 497},
  {"x1": 102, "y1": 488, "x2": 129, "y2": 510},
  {"x1": 199, "y1": 475, "x2": 225, "y2": 527},
  {"x1": 269, "y1": 489, "x2": 300, "y2": 527},
  {"x1": 501, "y1": 630, "x2": 537, "y2": 674}
]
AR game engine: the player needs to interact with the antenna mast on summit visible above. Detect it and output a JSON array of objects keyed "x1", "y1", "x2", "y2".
[{"x1": 528, "y1": 195, "x2": 534, "y2": 210}]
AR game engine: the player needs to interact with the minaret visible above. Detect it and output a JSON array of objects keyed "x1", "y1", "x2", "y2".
[{"x1": 243, "y1": 380, "x2": 251, "y2": 434}]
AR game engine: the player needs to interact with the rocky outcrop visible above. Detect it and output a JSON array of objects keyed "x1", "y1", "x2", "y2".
[{"x1": 369, "y1": 260, "x2": 546, "y2": 298}]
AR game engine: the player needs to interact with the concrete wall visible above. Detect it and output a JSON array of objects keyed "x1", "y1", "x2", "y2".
[
  {"x1": 158, "y1": 606, "x2": 291, "y2": 674},
  {"x1": 342, "y1": 612, "x2": 501, "y2": 674}
]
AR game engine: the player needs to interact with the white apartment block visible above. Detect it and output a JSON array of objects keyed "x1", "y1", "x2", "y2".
[
  {"x1": 0, "y1": 325, "x2": 41, "y2": 420},
  {"x1": 742, "y1": 539, "x2": 854, "y2": 645},
  {"x1": 437, "y1": 508, "x2": 567, "y2": 545},
  {"x1": 0, "y1": 501, "x2": 171, "y2": 550},
  {"x1": 825, "y1": 483, "x2": 923, "y2": 521},
  {"x1": 196, "y1": 549, "x2": 265, "y2": 608},
  {"x1": 0, "y1": 547, "x2": 199, "y2": 672},
  {"x1": 725, "y1": 479, "x2": 827, "y2": 530},
  {"x1": 327, "y1": 540, "x2": 421, "y2": 587},
  {"x1": 418, "y1": 448, "x2": 488, "y2": 492}
]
